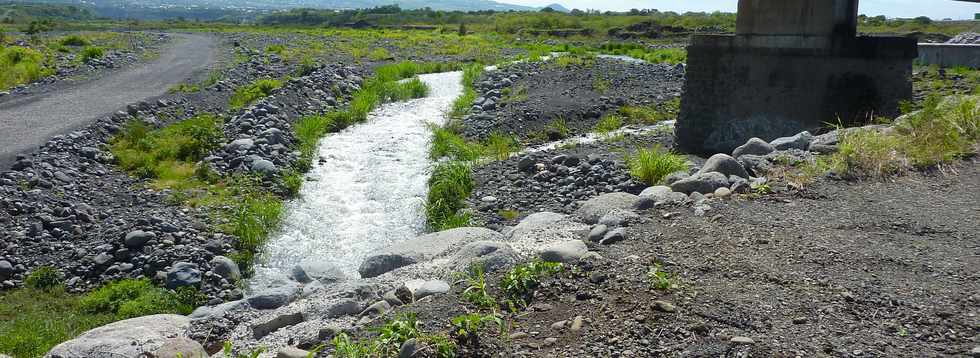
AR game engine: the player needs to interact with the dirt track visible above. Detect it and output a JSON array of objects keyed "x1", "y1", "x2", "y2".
[{"x1": 0, "y1": 33, "x2": 218, "y2": 168}]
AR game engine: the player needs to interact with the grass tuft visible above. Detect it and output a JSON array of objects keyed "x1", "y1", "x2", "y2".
[
  {"x1": 229, "y1": 78, "x2": 283, "y2": 109},
  {"x1": 425, "y1": 161, "x2": 474, "y2": 231},
  {"x1": 625, "y1": 145, "x2": 688, "y2": 186}
]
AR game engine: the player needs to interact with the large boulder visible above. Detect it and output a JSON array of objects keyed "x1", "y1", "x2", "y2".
[
  {"x1": 123, "y1": 230, "x2": 155, "y2": 248},
  {"x1": 358, "y1": 227, "x2": 502, "y2": 278},
  {"x1": 291, "y1": 260, "x2": 347, "y2": 285},
  {"x1": 209, "y1": 256, "x2": 241, "y2": 282},
  {"x1": 732, "y1": 137, "x2": 775, "y2": 158},
  {"x1": 507, "y1": 212, "x2": 566, "y2": 240},
  {"x1": 697, "y1": 154, "x2": 749, "y2": 179},
  {"x1": 46, "y1": 315, "x2": 190, "y2": 358},
  {"x1": 574, "y1": 192, "x2": 640, "y2": 224},
  {"x1": 670, "y1": 172, "x2": 729, "y2": 194},
  {"x1": 247, "y1": 280, "x2": 302, "y2": 309}
]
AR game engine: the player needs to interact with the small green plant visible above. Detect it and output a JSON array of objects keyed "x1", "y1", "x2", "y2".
[
  {"x1": 168, "y1": 82, "x2": 200, "y2": 94},
  {"x1": 59, "y1": 35, "x2": 89, "y2": 47},
  {"x1": 282, "y1": 169, "x2": 304, "y2": 197},
  {"x1": 265, "y1": 44, "x2": 286, "y2": 55},
  {"x1": 429, "y1": 123, "x2": 482, "y2": 162},
  {"x1": 482, "y1": 131, "x2": 519, "y2": 160},
  {"x1": 374, "y1": 313, "x2": 422, "y2": 355},
  {"x1": 368, "y1": 47, "x2": 392, "y2": 61},
  {"x1": 230, "y1": 78, "x2": 283, "y2": 109},
  {"x1": 111, "y1": 115, "x2": 224, "y2": 187},
  {"x1": 501, "y1": 260, "x2": 562, "y2": 310},
  {"x1": 501, "y1": 84, "x2": 528, "y2": 104},
  {"x1": 497, "y1": 209, "x2": 520, "y2": 221},
  {"x1": 544, "y1": 117, "x2": 570, "y2": 139},
  {"x1": 458, "y1": 264, "x2": 497, "y2": 310},
  {"x1": 830, "y1": 128, "x2": 906, "y2": 179},
  {"x1": 25, "y1": 266, "x2": 63, "y2": 290},
  {"x1": 222, "y1": 341, "x2": 266, "y2": 358},
  {"x1": 450, "y1": 313, "x2": 503, "y2": 344},
  {"x1": 332, "y1": 333, "x2": 374, "y2": 357},
  {"x1": 592, "y1": 76, "x2": 611, "y2": 94},
  {"x1": 625, "y1": 145, "x2": 688, "y2": 186},
  {"x1": 79, "y1": 46, "x2": 104, "y2": 62},
  {"x1": 647, "y1": 263, "x2": 678, "y2": 290}
]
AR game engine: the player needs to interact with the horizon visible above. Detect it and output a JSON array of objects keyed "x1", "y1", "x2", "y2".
[{"x1": 501, "y1": 0, "x2": 980, "y2": 20}]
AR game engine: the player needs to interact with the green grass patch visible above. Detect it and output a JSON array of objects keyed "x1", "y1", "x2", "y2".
[
  {"x1": 830, "y1": 95, "x2": 979, "y2": 178},
  {"x1": 58, "y1": 34, "x2": 89, "y2": 47},
  {"x1": 501, "y1": 260, "x2": 562, "y2": 311},
  {"x1": 425, "y1": 161, "x2": 474, "y2": 231},
  {"x1": 229, "y1": 78, "x2": 283, "y2": 109},
  {"x1": 618, "y1": 98, "x2": 679, "y2": 125},
  {"x1": 78, "y1": 46, "x2": 104, "y2": 62},
  {"x1": 110, "y1": 114, "x2": 224, "y2": 187},
  {"x1": 624, "y1": 145, "x2": 688, "y2": 186},
  {"x1": 594, "y1": 114, "x2": 624, "y2": 134},
  {"x1": 0, "y1": 278, "x2": 206, "y2": 358}
]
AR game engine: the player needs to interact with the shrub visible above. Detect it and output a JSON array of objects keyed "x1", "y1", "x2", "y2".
[
  {"x1": 425, "y1": 161, "x2": 474, "y2": 231},
  {"x1": 625, "y1": 145, "x2": 688, "y2": 185},
  {"x1": 79, "y1": 46, "x2": 104, "y2": 62},
  {"x1": 25, "y1": 266, "x2": 63, "y2": 290},
  {"x1": 59, "y1": 34, "x2": 89, "y2": 47},
  {"x1": 897, "y1": 95, "x2": 979, "y2": 167},
  {"x1": 0, "y1": 46, "x2": 52, "y2": 90},
  {"x1": 230, "y1": 78, "x2": 283, "y2": 109},
  {"x1": 501, "y1": 260, "x2": 562, "y2": 310},
  {"x1": 111, "y1": 115, "x2": 224, "y2": 186}
]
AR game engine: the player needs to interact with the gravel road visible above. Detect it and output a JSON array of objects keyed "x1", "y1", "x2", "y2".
[{"x1": 0, "y1": 33, "x2": 218, "y2": 168}]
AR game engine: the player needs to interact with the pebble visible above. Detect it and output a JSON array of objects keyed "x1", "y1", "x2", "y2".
[
  {"x1": 730, "y1": 336, "x2": 755, "y2": 344},
  {"x1": 652, "y1": 300, "x2": 676, "y2": 313},
  {"x1": 570, "y1": 316, "x2": 584, "y2": 332}
]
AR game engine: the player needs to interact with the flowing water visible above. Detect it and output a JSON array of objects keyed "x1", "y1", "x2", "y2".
[{"x1": 250, "y1": 71, "x2": 463, "y2": 288}]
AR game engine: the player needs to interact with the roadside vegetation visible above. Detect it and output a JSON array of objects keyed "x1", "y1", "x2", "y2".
[
  {"x1": 229, "y1": 78, "x2": 282, "y2": 108},
  {"x1": 625, "y1": 145, "x2": 689, "y2": 186}
]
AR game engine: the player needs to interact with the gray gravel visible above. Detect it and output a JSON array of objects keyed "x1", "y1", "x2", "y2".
[{"x1": 0, "y1": 33, "x2": 218, "y2": 168}]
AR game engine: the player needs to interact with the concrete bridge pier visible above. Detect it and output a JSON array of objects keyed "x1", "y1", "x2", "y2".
[{"x1": 676, "y1": 0, "x2": 918, "y2": 154}]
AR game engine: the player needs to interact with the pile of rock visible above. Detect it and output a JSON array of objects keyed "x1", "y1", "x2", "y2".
[
  {"x1": 947, "y1": 32, "x2": 980, "y2": 44},
  {"x1": 470, "y1": 151, "x2": 645, "y2": 226},
  {"x1": 205, "y1": 64, "x2": 362, "y2": 177},
  {"x1": 461, "y1": 57, "x2": 684, "y2": 141}
]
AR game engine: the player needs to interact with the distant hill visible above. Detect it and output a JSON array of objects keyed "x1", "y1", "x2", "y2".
[
  {"x1": 9, "y1": 0, "x2": 534, "y2": 12},
  {"x1": 543, "y1": 3, "x2": 568, "y2": 13}
]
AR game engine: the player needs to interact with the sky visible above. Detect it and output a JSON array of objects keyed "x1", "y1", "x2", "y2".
[{"x1": 499, "y1": 0, "x2": 980, "y2": 20}]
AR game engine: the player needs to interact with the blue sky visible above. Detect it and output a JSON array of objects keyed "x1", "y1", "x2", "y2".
[{"x1": 500, "y1": 0, "x2": 980, "y2": 20}]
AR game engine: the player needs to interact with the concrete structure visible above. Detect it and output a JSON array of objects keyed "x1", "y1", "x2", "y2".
[
  {"x1": 676, "y1": 0, "x2": 917, "y2": 154},
  {"x1": 918, "y1": 43, "x2": 980, "y2": 68}
]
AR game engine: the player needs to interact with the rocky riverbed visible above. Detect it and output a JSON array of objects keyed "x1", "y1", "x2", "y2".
[{"x1": 461, "y1": 56, "x2": 685, "y2": 142}]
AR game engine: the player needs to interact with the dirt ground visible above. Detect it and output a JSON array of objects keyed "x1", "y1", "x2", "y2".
[{"x1": 389, "y1": 159, "x2": 980, "y2": 357}]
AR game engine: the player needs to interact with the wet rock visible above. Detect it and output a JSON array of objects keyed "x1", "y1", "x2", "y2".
[
  {"x1": 291, "y1": 260, "x2": 346, "y2": 285},
  {"x1": 154, "y1": 337, "x2": 208, "y2": 358},
  {"x1": 165, "y1": 262, "x2": 201, "y2": 289},
  {"x1": 359, "y1": 227, "x2": 502, "y2": 278},
  {"x1": 732, "y1": 137, "x2": 775, "y2": 158},
  {"x1": 247, "y1": 280, "x2": 301, "y2": 309},
  {"x1": 252, "y1": 311, "x2": 304, "y2": 339},
  {"x1": 47, "y1": 314, "x2": 190, "y2": 358},
  {"x1": 698, "y1": 153, "x2": 749, "y2": 179},
  {"x1": 539, "y1": 240, "x2": 588, "y2": 263}
]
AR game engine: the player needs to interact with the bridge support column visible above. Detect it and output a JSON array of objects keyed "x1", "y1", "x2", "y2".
[{"x1": 676, "y1": 0, "x2": 918, "y2": 154}]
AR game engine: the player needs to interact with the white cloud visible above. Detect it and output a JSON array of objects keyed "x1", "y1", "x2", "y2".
[{"x1": 501, "y1": 0, "x2": 980, "y2": 20}]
